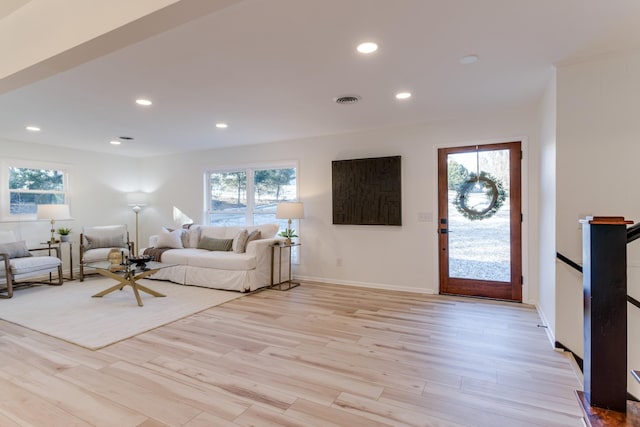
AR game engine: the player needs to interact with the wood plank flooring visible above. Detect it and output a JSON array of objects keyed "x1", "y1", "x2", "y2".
[{"x1": 0, "y1": 282, "x2": 584, "y2": 426}]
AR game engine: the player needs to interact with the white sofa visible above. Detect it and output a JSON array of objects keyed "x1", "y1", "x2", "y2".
[{"x1": 145, "y1": 224, "x2": 285, "y2": 292}]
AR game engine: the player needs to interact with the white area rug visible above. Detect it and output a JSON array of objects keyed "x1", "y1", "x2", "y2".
[{"x1": 0, "y1": 278, "x2": 243, "y2": 350}]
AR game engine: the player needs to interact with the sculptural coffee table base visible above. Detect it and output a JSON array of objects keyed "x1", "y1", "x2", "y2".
[{"x1": 86, "y1": 261, "x2": 171, "y2": 307}]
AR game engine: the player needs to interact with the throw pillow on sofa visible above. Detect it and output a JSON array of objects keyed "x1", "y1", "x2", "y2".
[
  {"x1": 163, "y1": 226, "x2": 201, "y2": 248},
  {"x1": 246, "y1": 229, "x2": 261, "y2": 246},
  {"x1": 232, "y1": 229, "x2": 249, "y2": 253},
  {"x1": 156, "y1": 229, "x2": 184, "y2": 249},
  {"x1": 198, "y1": 237, "x2": 233, "y2": 251}
]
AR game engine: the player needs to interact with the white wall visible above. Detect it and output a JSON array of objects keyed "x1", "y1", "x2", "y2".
[
  {"x1": 0, "y1": 138, "x2": 139, "y2": 271},
  {"x1": 557, "y1": 49, "x2": 640, "y2": 396},
  {"x1": 138, "y1": 106, "x2": 540, "y2": 298},
  {"x1": 538, "y1": 71, "x2": 557, "y2": 341},
  {"x1": 1, "y1": 105, "x2": 541, "y2": 299}
]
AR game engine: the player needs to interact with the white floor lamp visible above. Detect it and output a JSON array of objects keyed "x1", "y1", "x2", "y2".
[{"x1": 127, "y1": 192, "x2": 149, "y2": 256}]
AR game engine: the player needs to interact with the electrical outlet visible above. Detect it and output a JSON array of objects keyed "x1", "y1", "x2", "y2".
[{"x1": 336, "y1": 258, "x2": 342, "y2": 267}]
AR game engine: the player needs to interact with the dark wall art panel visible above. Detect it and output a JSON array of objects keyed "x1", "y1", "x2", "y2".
[{"x1": 332, "y1": 155, "x2": 402, "y2": 226}]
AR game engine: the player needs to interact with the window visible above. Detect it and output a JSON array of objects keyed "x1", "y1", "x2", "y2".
[
  {"x1": 206, "y1": 164, "x2": 298, "y2": 232},
  {"x1": 6, "y1": 164, "x2": 68, "y2": 217}
]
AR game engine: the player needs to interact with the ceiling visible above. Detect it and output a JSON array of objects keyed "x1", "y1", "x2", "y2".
[{"x1": 2, "y1": 0, "x2": 640, "y2": 158}]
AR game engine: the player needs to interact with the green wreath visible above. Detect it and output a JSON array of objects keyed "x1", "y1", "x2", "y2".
[{"x1": 454, "y1": 171, "x2": 507, "y2": 221}]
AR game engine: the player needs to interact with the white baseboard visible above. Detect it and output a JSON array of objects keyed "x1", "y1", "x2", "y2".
[
  {"x1": 294, "y1": 275, "x2": 437, "y2": 295},
  {"x1": 535, "y1": 303, "x2": 556, "y2": 348}
]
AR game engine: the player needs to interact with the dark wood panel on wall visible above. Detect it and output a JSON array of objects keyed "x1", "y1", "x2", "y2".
[{"x1": 332, "y1": 155, "x2": 402, "y2": 226}]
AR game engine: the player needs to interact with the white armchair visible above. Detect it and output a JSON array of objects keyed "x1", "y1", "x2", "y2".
[
  {"x1": 0, "y1": 231, "x2": 63, "y2": 298},
  {"x1": 79, "y1": 225, "x2": 132, "y2": 281}
]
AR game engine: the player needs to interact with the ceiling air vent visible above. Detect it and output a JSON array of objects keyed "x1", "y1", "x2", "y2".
[{"x1": 334, "y1": 95, "x2": 361, "y2": 105}]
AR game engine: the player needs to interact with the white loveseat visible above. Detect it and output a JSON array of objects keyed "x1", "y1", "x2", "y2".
[{"x1": 144, "y1": 224, "x2": 285, "y2": 292}]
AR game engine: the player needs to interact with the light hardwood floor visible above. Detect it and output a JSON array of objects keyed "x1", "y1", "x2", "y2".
[{"x1": 0, "y1": 282, "x2": 584, "y2": 426}]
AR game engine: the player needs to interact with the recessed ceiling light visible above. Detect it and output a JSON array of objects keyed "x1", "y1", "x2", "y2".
[
  {"x1": 110, "y1": 140, "x2": 121, "y2": 145},
  {"x1": 357, "y1": 42, "x2": 378, "y2": 54},
  {"x1": 216, "y1": 123, "x2": 228, "y2": 129},
  {"x1": 135, "y1": 99, "x2": 152, "y2": 106},
  {"x1": 459, "y1": 54, "x2": 479, "y2": 65},
  {"x1": 26, "y1": 126, "x2": 41, "y2": 132},
  {"x1": 395, "y1": 92, "x2": 412, "y2": 100}
]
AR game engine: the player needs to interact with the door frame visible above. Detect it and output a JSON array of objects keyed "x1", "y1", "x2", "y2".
[{"x1": 435, "y1": 140, "x2": 524, "y2": 302}]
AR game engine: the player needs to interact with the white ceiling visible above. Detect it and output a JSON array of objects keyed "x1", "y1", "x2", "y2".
[{"x1": 2, "y1": 0, "x2": 640, "y2": 158}]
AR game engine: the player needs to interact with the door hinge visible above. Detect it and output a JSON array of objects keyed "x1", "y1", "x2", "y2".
[
  {"x1": 520, "y1": 150, "x2": 523, "y2": 159},
  {"x1": 521, "y1": 276, "x2": 524, "y2": 285},
  {"x1": 521, "y1": 213, "x2": 523, "y2": 222}
]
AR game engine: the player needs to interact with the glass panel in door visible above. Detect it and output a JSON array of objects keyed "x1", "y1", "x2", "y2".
[{"x1": 437, "y1": 142, "x2": 522, "y2": 301}]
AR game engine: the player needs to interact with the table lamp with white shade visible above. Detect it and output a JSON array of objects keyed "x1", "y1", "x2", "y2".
[
  {"x1": 276, "y1": 202, "x2": 304, "y2": 244},
  {"x1": 37, "y1": 204, "x2": 71, "y2": 243}
]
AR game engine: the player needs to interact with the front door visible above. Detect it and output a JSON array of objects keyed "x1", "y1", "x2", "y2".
[{"x1": 437, "y1": 141, "x2": 522, "y2": 301}]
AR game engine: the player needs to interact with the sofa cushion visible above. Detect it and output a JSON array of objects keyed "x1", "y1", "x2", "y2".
[
  {"x1": 199, "y1": 227, "x2": 227, "y2": 240},
  {"x1": 159, "y1": 248, "x2": 205, "y2": 265},
  {"x1": 187, "y1": 251, "x2": 257, "y2": 270},
  {"x1": 198, "y1": 223, "x2": 279, "y2": 240},
  {"x1": 248, "y1": 223, "x2": 278, "y2": 239},
  {"x1": 198, "y1": 237, "x2": 233, "y2": 251},
  {"x1": 0, "y1": 241, "x2": 32, "y2": 259}
]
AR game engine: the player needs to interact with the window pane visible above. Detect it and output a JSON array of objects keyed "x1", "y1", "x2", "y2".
[
  {"x1": 254, "y1": 168, "x2": 296, "y2": 212},
  {"x1": 10, "y1": 192, "x2": 65, "y2": 214},
  {"x1": 209, "y1": 171, "x2": 247, "y2": 211},
  {"x1": 9, "y1": 167, "x2": 64, "y2": 191},
  {"x1": 208, "y1": 213, "x2": 247, "y2": 226},
  {"x1": 8, "y1": 167, "x2": 66, "y2": 215}
]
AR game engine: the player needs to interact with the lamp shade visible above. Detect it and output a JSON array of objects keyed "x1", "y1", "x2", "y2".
[
  {"x1": 127, "y1": 191, "x2": 150, "y2": 207},
  {"x1": 276, "y1": 202, "x2": 304, "y2": 219},
  {"x1": 37, "y1": 204, "x2": 70, "y2": 220}
]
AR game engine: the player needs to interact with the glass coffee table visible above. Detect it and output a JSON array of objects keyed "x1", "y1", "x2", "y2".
[{"x1": 84, "y1": 260, "x2": 174, "y2": 307}]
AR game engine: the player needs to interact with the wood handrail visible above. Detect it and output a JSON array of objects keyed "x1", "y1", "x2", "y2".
[
  {"x1": 556, "y1": 252, "x2": 583, "y2": 273},
  {"x1": 628, "y1": 222, "x2": 640, "y2": 244}
]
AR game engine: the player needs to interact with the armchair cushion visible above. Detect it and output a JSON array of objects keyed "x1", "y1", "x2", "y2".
[
  {"x1": 0, "y1": 241, "x2": 32, "y2": 259},
  {"x1": 82, "y1": 247, "x2": 129, "y2": 263},
  {"x1": 1, "y1": 256, "x2": 60, "y2": 277},
  {"x1": 82, "y1": 225, "x2": 128, "y2": 250}
]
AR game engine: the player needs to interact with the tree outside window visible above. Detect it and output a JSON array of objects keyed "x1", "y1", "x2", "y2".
[
  {"x1": 9, "y1": 167, "x2": 66, "y2": 215},
  {"x1": 207, "y1": 166, "x2": 297, "y2": 229}
]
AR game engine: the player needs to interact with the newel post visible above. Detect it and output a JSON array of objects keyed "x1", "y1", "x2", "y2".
[{"x1": 580, "y1": 216, "x2": 631, "y2": 412}]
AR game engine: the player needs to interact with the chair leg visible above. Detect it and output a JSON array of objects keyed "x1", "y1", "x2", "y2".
[
  {"x1": 0, "y1": 279, "x2": 14, "y2": 298},
  {"x1": 79, "y1": 262, "x2": 84, "y2": 282},
  {"x1": 53, "y1": 265, "x2": 63, "y2": 286}
]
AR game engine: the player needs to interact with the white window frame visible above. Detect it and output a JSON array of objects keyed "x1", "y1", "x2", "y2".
[
  {"x1": 2, "y1": 159, "x2": 70, "y2": 221},
  {"x1": 204, "y1": 161, "x2": 299, "y2": 226}
]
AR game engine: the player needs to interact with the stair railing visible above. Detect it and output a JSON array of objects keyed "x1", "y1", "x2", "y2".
[{"x1": 556, "y1": 216, "x2": 640, "y2": 420}]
